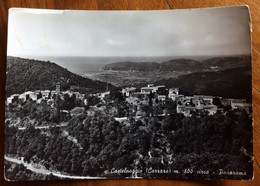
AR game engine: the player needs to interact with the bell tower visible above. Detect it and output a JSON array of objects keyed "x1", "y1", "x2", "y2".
[{"x1": 56, "y1": 82, "x2": 61, "y2": 93}]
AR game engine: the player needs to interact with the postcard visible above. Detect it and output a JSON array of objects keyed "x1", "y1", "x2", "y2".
[{"x1": 5, "y1": 6, "x2": 253, "y2": 180}]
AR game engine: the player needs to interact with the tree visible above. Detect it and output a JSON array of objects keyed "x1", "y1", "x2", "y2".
[
  {"x1": 149, "y1": 92, "x2": 154, "y2": 106},
  {"x1": 165, "y1": 100, "x2": 176, "y2": 114},
  {"x1": 213, "y1": 97, "x2": 222, "y2": 107}
]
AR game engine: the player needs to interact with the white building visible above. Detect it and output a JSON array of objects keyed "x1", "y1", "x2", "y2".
[
  {"x1": 41, "y1": 90, "x2": 51, "y2": 99},
  {"x1": 201, "y1": 96, "x2": 213, "y2": 104},
  {"x1": 169, "y1": 88, "x2": 179, "y2": 95},
  {"x1": 140, "y1": 84, "x2": 165, "y2": 94},
  {"x1": 99, "y1": 91, "x2": 110, "y2": 100},
  {"x1": 19, "y1": 91, "x2": 33, "y2": 101},
  {"x1": 230, "y1": 99, "x2": 251, "y2": 114},
  {"x1": 7, "y1": 94, "x2": 19, "y2": 104},
  {"x1": 191, "y1": 95, "x2": 214, "y2": 107},
  {"x1": 221, "y1": 98, "x2": 250, "y2": 113},
  {"x1": 141, "y1": 86, "x2": 156, "y2": 94},
  {"x1": 29, "y1": 91, "x2": 42, "y2": 101},
  {"x1": 122, "y1": 87, "x2": 136, "y2": 97},
  {"x1": 168, "y1": 88, "x2": 179, "y2": 101},
  {"x1": 157, "y1": 95, "x2": 166, "y2": 101},
  {"x1": 18, "y1": 91, "x2": 42, "y2": 101},
  {"x1": 203, "y1": 105, "x2": 218, "y2": 115},
  {"x1": 230, "y1": 99, "x2": 247, "y2": 109}
]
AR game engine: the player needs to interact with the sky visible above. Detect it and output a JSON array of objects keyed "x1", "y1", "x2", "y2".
[{"x1": 7, "y1": 6, "x2": 251, "y2": 58}]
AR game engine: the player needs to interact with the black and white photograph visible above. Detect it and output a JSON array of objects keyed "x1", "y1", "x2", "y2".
[{"x1": 5, "y1": 6, "x2": 253, "y2": 180}]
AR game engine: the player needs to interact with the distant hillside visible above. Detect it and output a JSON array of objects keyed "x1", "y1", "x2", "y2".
[
  {"x1": 6, "y1": 56, "x2": 114, "y2": 97},
  {"x1": 201, "y1": 56, "x2": 251, "y2": 70},
  {"x1": 103, "y1": 61, "x2": 162, "y2": 72},
  {"x1": 154, "y1": 67, "x2": 252, "y2": 100},
  {"x1": 102, "y1": 59, "x2": 199, "y2": 72},
  {"x1": 160, "y1": 58, "x2": 202, "y2": 71},
  {"x1": 102, "y1": 56, "x2": 251, "y2": 72}
]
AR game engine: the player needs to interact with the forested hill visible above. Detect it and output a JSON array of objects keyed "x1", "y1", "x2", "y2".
[
  {"x1": 102, "y1": 56, "x2": 251, "y2": 72},
  {"x1": 6, "y1": 56, "x2": 114, "y2": 97},
  {"x1": 154, "y1": 66, "x2": 252, "y2": 100}
]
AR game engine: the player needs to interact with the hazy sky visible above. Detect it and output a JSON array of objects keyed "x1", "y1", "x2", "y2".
[{"x1": 7, "y1": 6, "x2": 251, "y2": 57}]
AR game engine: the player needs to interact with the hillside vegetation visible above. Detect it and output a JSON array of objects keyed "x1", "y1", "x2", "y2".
[
  {"x1": 6, "y1": 56, "x2": 114, "y2": 96},
  {"x1": 154, "y1": 67, "x2": 252, "y2": 100}
]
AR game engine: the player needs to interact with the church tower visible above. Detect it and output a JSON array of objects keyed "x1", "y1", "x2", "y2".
[{"x1": 56, "y1": 82, "x2": 61, "y2": 93}]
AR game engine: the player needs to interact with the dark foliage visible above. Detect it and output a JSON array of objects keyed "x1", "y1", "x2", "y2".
[
  {"x1": 6, "y1": 56, "x2": 116, "y2": 97},
  {"x1": 5, "y1": 106, "x2": 253, "y2": 180},
  {"x1": 154, "y1": 67, "x2": 252, "y2": 100}
]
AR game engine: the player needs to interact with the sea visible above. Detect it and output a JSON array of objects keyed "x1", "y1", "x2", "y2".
[{"x1": 19, "y1": 55, "x2": 238, "y2": 76}]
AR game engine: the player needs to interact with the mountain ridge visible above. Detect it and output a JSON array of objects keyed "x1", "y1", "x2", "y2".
[{"x1": 102, "y1": 56, "x2": 251, "y2": 72}]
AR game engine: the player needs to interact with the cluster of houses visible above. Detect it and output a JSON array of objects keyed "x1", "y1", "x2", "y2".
[
  {"x1": 122, "y1": 84, "x2": 252, "y2": 117},
  {"x1": 122, "y1": 84, "x2": 168, "y2": 101},
  {"x1": 6, "y1": 82, "x2": 251, "y2": 118},
  {"x1": 6, "y1": 84, "x2": 86, "y2": 106}
]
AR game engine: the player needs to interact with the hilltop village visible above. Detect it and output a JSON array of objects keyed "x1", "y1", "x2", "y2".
[
  {"x1": 121, "y1": 84, "x2": 251, "y2": 117},
  {"x1": 5, "y1": 82, "x2": 253, "y2": 180},
  {"x1": 4, "y1": 55, "x2": 253, "y2": 181},
  {"x1": 6, "y1": 83, "x2": 251, "y2": 119}
]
